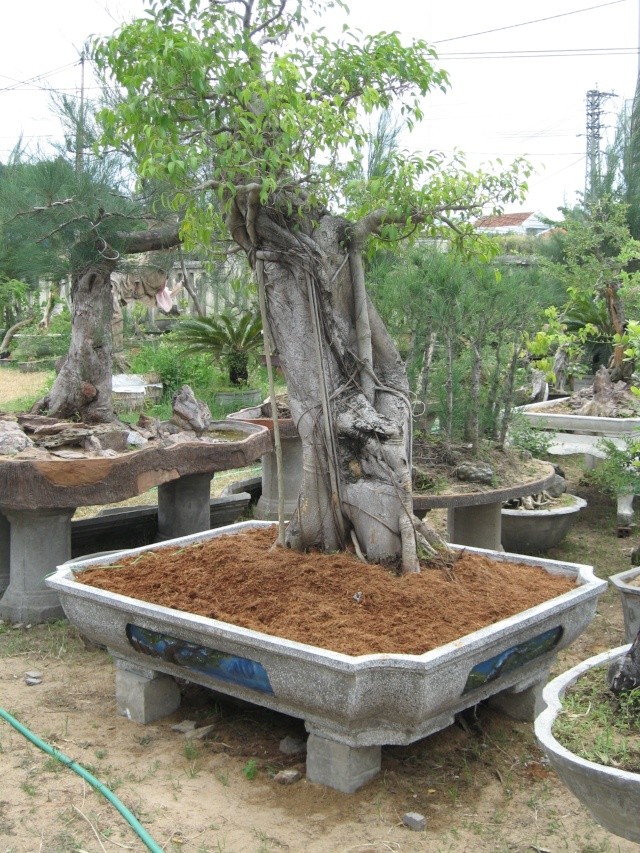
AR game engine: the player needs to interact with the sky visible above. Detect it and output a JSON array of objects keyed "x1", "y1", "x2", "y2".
[{"x1": 1, "y1": 0, "x2": 638, "y2": 221}]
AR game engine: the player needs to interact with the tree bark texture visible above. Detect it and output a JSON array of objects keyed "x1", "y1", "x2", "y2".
[
  {"x1": 36, "y1": 262, "x2": 117, "y2": 423},
  {"x1": 233, "y1": 199, "x2": 416, "y2": 567}
]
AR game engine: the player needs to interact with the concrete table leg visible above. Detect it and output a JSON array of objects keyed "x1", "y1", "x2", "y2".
[
  {"x1": 447, "y1": 501, "x2": 503, "y2": 551},
  {"x1": 488, "y1": 667, "x2": 550, "y2": 722},
  {"x1": 255, "y1": 436, "x2": 303, "y2": 520},
  {"x1": 305, "y1": 729, "x2": 381, "y2": 793},
  {"x1": 0, "y1": 507, "x2": 74, "y2": 623},
  {"x1": 0, "y1": 510, "x2": 9, "y2": 596},
  {"x1": 157, "y1": 473, "x2": 213, "y2": 540},
  {"x1": 114, "y1": 657, "x2": 181, "y2": 723}
]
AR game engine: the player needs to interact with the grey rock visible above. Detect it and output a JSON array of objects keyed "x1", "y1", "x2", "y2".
[
  {"x1": 402, "y1": 812, "x2": 426, "y2": 831},
  {"x1": 545, "y1": 474, "x2": 567, "y2": 499},
  {"x1": 279, "y1": 735, "x2": 306, "y2": 755},
  {"x1": 0, "y1": 421, "x2": 33, "y2": 456},
  {"x1": 274, "y1": 769, "x2": 302, "y2": 785},
  {"x1": 455, "y1": 462, "x2": 494, "y2": 484},
  {"x1": 170, "y1": 385, "x2": 213, "y2": 434},
  {"x1": 189, "y1": 724, "x2": 216, "y2": 740},
  {"x1": 171, "y1": 720, "x2": 197, "y2": 733}
]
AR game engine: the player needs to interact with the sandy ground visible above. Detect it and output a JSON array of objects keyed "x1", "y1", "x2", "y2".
[{"x1": 1, "y1": 368, "x2": 639, "y2": 852}]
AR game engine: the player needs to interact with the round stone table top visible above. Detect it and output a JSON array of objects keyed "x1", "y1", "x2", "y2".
[
  {"x1": 0, "y1": 420, "x2": 272, "y2": 512},
  {"x1": 412, "y1": 460, "x2": 556, "y2": 513}
]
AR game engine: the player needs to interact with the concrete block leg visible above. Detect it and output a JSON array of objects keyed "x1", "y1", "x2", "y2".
[
  {"x1": 448, "y1": 502, "x2": 503, "y2": 551},
  {"x1": 255, "y1": 437, "x2": 303, "y2": 520},
  {"x1": 0, "y1": 510, "x2": 9, "y2": 596},
  {"x1": 115, "y1": 659, "x2": 181, "y2": 724},
  {"x1": 0, "y1": 507, "x2": 74, "y2": 623},
  {"x1": 488, "y1": 670, "x2": 549, "y2": 722},
  {"x1": 157, "y1": 473, "x2": 213, "y2": 540},
  {"x1": 305, "y1": 730, "x2": 381, "y2": 793}
]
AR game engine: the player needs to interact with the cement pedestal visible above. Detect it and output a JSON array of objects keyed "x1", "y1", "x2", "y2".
[
  {"x1": 114, "y1": 657, "x2": 181, "y2": 724},
  {"x1": 157, "y1": 473, "x2": 214, "y2": 540},
  {"x1": 254, "y1": 437, "x2": 302, "y2": 520},
  {"x1": 0, "y1": 511, "x2": 9, "y2": 596},
  {"x1": 447, "y1": 502, "x2": 503, "y2": 550},
  {"x1": 0, "y1": 507, "x2": 74, "y2": 622},
  {"x1": 305, "y1": 730, "x2": 381, "y2": 793}
]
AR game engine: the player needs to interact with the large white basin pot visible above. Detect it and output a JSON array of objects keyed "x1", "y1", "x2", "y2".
[
  {"x1": 535, "y1": 646, "x2": 640, "y2": 844},
  {"x1": 516, "y1": 399, "x2": 640, "y2": 456},
  {"x1": 501, "y1": 495, "x2": 587, "y2": 554},
  {"x1": 609, "y1": 567, "x2": 640, "y2": 643},
  {"x1": 47, "y1": 521, "x2": 606, "y2": 793}
]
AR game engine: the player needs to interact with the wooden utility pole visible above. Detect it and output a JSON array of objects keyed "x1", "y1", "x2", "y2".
[{"x1": 75, "y1": 51, "x2": 85, "y2": 174}]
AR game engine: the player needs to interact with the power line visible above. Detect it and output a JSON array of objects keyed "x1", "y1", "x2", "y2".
[
  {"x1": 0, "y1": 62, "x2": 78, "y2": 94},
  {"x1": 438, "y1": 47, "x2": 637, "y2": 60},
  {"x1": 433, "y1": 0, "x2": 627, "y2": 45}
]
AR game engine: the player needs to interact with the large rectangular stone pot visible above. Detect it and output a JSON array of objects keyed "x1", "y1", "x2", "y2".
[{"x1": 46, "y1": 521, "x2": 606, "y2": 793}]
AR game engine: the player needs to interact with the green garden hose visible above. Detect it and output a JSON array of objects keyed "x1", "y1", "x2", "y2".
[{"x1": 0, "y1": 706, "x2": 164, "y2": 853}]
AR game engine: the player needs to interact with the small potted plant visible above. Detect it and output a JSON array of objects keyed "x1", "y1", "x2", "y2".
[
  {"x1": 171, "y1": 309, "x2": 264, "y2": 407},
  {"x1": 590, "y1": 434, "x2": 640, "y2": 532}
]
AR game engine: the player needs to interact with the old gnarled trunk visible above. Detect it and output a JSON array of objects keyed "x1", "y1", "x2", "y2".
[
  {"x1": 234, "y1": 199, "x2": 418, "y2": 568},
  {"x1": 35, "y1": 263, "x2": 117, "y2": 423}
]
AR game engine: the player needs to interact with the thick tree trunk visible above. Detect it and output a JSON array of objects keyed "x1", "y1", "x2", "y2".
[
  {"x1": 33, "y1": 263, "x2": 117, "y2": 423},
  {"x1": 236, "y1": 201, "x2": 421, "y2": 568}
]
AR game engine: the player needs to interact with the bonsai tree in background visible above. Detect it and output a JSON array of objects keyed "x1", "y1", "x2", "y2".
[
  {"x1": 171, "y1": 309, "x2": 263, "y2": 387},
  {"x1": 368, "y1": 245, "x2": 558, "y2": 454},
  {"x1": 95, "y1": 0, "x2": 529, "y2": 570},
  {"x1": 539, "y1": 199, "x2": 640, "y2": 382},
  {"x1": 0, "y1": 152, "x2": 182, "y2": 422}
]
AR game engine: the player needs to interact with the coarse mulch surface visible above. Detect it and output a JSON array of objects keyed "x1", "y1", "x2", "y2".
[{"x1": 76, "y1": 527, "x2": 574, "y2": 656}]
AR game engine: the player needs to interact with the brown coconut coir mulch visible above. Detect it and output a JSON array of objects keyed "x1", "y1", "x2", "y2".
[{"x1": 77, "y1": 527, "x2": 575, "y2": 657}]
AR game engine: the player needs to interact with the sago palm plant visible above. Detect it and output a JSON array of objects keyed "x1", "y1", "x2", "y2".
[{"x1": 172, "y1": 309, "x2": 263, "y2": 386}]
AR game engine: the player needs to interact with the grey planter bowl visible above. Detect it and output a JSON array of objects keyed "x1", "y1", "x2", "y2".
[
  {"x1": 609, "y1": 567, "x2": 640, "y2": 643},
  {"x1": 535, "y1": 646, "x2": 640, "y2": 843},
  {"x1": 46, "y1": 521, "x2": 606, "y2": 792},
  {"x1": 501, "y1": 495, "x2": 586, "y2": 554}
]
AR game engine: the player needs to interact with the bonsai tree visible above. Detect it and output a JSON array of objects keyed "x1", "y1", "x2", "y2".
[
  {"x1": 368, "y1": 245, "x2": 557, "y2": 454},
  {"x1": 539, "y1": 199, "x2": 640, "y2": 381},
  {"x1": 94, "y1": 0, "x2": 529, "y2": 571},
  {"x1": 0, "y1": 147, "x2": 183, "y2": 423},
  {"x1": 171, "y1": 309, "x2": 263, "y2": 387}
]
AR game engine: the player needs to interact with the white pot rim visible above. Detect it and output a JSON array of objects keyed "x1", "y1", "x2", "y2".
[{"x1": 535, "y1": 644, "x2": 639, "y2": 781}]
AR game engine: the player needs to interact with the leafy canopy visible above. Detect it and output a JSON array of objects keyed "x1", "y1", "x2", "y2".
[{"x1": 93, "y1": 0, "x2": 530, "y2": 250}]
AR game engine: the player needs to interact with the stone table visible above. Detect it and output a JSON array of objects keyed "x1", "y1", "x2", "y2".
[
  {"x1": 413, "y1": 461, "x2": 557, "y2": 551},
  {"x1": 0, "y1": 421, "x2": 271, "y2": 623},
  {"x1": 517, "y1": 399, "x2": 640, "y2": 532}
]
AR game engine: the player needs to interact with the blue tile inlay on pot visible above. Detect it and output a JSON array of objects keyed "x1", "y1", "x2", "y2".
[
  {"x1": 463, "y1": 626, "x2": 562, "y2": 693},
  {"x1": 126, "y1": 624, "x2": 273, "y2": 694}
]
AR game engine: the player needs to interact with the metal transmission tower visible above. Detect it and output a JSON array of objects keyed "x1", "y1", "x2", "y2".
[{"x1": 585, "y1": 88, "x2": 615, "y2": 201}]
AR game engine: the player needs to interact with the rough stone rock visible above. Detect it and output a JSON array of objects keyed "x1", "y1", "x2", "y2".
[
  {"x1": 279, "y1": 735, "x2": 306, "y2": 756},
  {"x1": 545, "y1": 474, "x2": 567, "y2": 499},
  {"x1": 454, "y1": 462, "x2": 494, "y2": 484},
  {"x1": 0, "y1": 421, "x2": 34, "y2": 456},
  {"x1": 274, "y1": 769, "x2": 302, "y2": 785},
  {"x1": 170, "y1": 385, "x2": 213, "y2": 434},
  {"x1": 171, "y1": 720, "x2": 197, "y2": 734},
  {"x1": 402, "y1": 812, "x2": 426, "y2": 831}
]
